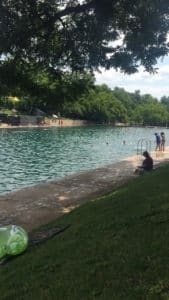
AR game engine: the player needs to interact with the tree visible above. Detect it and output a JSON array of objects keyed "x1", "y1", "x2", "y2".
[
  {"x1": 0, "y1": 59, "x2": 95, "y2": 111},
  {"x1": 113, "y1": 87, "x2": 133, "y2": 121},
  {"x1": 0, "y1": 0, "x2": 169, "y2": 76},
  {"x1": 62, "y1": 84, "x2": 127, "y2": 123},
  {"x1": 133, "y1": 102, "x2": 169, "y2": 126},
  {"x1": 161, "y1": 96, "x2": 169, "y2": 112},
  {"x1": 141, "y1": 94, "x2": 158, "y2": 105}
]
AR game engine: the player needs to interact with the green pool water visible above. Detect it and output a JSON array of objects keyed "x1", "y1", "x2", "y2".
[{"x1": 0, "y1": 126, "x2": 167, "y2": 194}]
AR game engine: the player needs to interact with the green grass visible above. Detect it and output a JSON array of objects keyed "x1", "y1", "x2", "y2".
[{"x1": 1, "y1": 165, "x2": 169, "y2": 300}]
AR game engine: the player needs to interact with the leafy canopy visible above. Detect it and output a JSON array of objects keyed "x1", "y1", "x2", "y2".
[{"x1": 0, "y1": 0, "x2": 169, "y2": 75}]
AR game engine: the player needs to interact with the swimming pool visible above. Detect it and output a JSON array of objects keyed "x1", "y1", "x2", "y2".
[{"x1": 0, "y1": 126, "x2": 167, "y2": 194}]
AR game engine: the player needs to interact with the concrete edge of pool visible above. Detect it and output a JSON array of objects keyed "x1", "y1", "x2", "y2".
[{"x1": 0, "y1": 149, "x2": 169, "y2": 231}]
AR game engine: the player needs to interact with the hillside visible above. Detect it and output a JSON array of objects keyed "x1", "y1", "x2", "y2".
[{"x1": 1, "y1": 165, "x2": 169, "y2": 299}]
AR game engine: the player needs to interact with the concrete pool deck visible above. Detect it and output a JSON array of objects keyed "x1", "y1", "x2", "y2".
[{"x1": 0, "y1": 148, "x2": 169, "y2": 232}]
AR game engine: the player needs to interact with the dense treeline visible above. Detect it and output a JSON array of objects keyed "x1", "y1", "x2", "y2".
[
  {"x1": 1, "y1": 71, "x2": 169, "y2": 127},
  {"x1": 61, "y1": 80, "x2": 169, "y2": 126}
]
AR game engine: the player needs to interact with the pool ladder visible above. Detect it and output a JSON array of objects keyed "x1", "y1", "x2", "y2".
[{"x1": 137, "y1": 138, "x2": 151, "y2": 156}]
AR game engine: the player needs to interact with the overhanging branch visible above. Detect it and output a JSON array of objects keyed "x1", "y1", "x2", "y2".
[{"x1": 52, "y1": 0, "x2": 96, "y2": 21}]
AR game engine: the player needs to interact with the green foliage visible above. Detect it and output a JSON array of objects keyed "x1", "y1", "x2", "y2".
[
  {"x1": 1, "y1": 75, "x2": 169, "y2": 126},
  {"x1": 1, "y1": 165, "x2": 169, "y2": 299},
  {"x1": 62, "y1": 85, "x2": 127, "y2": 123},
  {"x1": 61, "y1": 83, "x2": 169, "y2": 126},
  {"x1": 0, "y1": 61, "x2": 95, "y2": 112},
  {"x1": 0, "y1": 0, "x2": 169, "y2": 93},
  {"x1": 133, "y1": 102, "x2": 169, "y2": 125},
  {"x1": 161, "y1": 96, "x2": 169, "y2": 115},
  {"x1": 112, "y1": 87, "x2": 134, "y2": 121},
  {"x1": 0, "y1": 1, "x2": 169, "y2": 111}
]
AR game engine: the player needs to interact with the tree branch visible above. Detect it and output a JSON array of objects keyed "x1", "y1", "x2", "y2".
[{"x1": 52, "y1": 0, "x2": 96, "y2": 21}]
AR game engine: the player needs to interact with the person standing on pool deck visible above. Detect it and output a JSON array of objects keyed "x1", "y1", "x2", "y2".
[
  {"x1": 155, "y1": 133, "x2": 161, "y2": 151},
  {"x1": 161, "y1": 132, "x2": 166, "y2": 152}
]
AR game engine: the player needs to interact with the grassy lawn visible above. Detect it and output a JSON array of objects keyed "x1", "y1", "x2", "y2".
[{"x1": 1, "y1": 165, "x2": 169, "y2": 299}]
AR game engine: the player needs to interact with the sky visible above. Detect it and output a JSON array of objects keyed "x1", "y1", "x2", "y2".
[{"x1": 95, "y1": 56, "x2": 169, "y2": 100}]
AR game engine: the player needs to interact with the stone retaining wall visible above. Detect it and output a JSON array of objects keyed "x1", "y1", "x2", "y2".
[
  {"x1": 49, "y1": 119, "x2": 89, "y2": 127},
  {"x1": 20, "y1": 115, "x2": 44, "y2": 126},
  {"x1": 0, "y1": 114, "x2": 91, "y2": 127}
]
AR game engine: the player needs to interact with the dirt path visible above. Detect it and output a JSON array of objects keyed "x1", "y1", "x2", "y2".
[{"x1": 0, "y1": 149, "x2": 169, "y2": 232}]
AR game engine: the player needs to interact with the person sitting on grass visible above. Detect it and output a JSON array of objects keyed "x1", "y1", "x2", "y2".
[{"x1": 134, "y1": 151, "x2": 153, "y2": 175}]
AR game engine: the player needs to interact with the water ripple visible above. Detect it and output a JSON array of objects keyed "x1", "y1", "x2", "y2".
[{"x1": 0, "y1": 126, "x2": 167, "y2": 194}]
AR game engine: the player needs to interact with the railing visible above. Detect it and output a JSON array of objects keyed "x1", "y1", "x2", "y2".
[{"x1": 137, "y1": 138, "x2": 151, "y2": 156}]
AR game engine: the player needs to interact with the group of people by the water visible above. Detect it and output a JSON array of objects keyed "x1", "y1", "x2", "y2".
[
  {"x1": 123, "y1": 131, "x2": 166, "y2": 151},
  {"x1": 134, "y1": 131, "x2": 166, "y2": 175},
  {"x1": 155, "y1": 132, "x2": 165, "y2": 151}
]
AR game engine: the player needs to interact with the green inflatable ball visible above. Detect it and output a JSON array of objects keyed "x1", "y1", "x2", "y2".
[{"x1": 0, "y1": 225, "x2": 28, "y2": 259}]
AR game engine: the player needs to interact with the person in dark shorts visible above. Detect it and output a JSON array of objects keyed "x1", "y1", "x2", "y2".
[
  {"x1": 155, "y1": 133, "x2": 161, "y2": 151},
  {"x1": 134, "y1": 151, "x2": 153, "y2": 175},
  {"x1": 161, "y1": 132, "x2": 166, "y2": 152}
]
